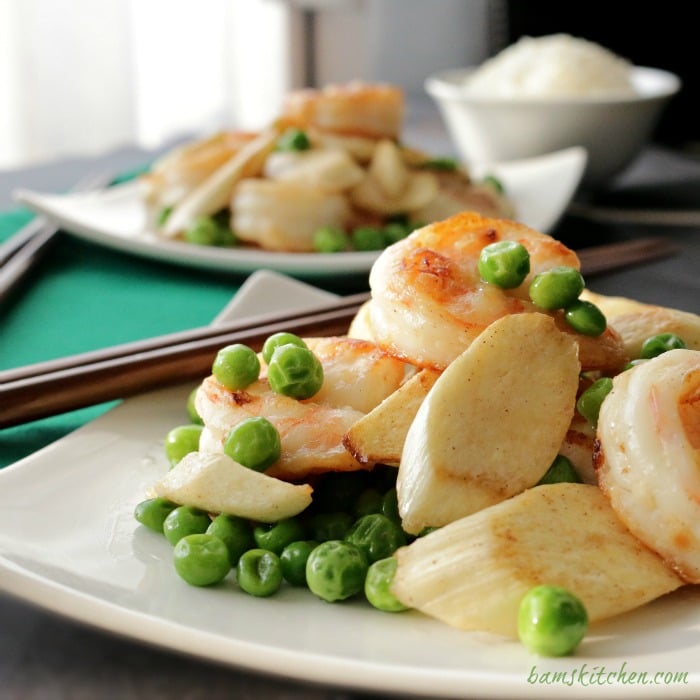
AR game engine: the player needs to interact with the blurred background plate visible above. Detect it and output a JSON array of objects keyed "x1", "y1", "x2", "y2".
[{"x1": 13, "y1": 147, "x2": 586, "y2": 279}]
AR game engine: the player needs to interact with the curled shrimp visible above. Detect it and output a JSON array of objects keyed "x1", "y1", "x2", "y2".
[
  {"x1": 231, "y1": 179, "x2": 350, "y2": 252},
  {"x1": 279, "y1": 81, "x2": 404, "y2": 140},
  {"x1": 195, "y1": 336, "x2": 414, "y2": 480},
  {"x1": 596, "y1": 348, "x2": 700, "y2": 582},
  {"x1": 368, "y1": 211, "x2": 628, "y2": 372}
]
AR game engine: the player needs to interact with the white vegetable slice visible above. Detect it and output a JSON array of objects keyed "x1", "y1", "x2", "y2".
[
  {"x1": 397, "y1": 312, "x2": 580, "y2": 534},
  {"x1": 368, "y1": 139, "x2": 410, "y2": 198},
  {"x1": 392, "y1": 483, "x2": 684, "y2": 638},
  {"x1": 343, "y1": 368, "x2": 439, "y2": 466},
  {"x1": 153, "y1": 451, "x2": 312, "y2": 522},
  {"x1": 263, "y1": 149, "x2": 364, "y2": 192}
]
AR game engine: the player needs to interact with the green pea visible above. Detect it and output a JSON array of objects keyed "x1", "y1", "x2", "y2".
[
  {"x1": 383, "y1": 222, "x2": 410, "y2": 245},
  {"x1": 528, "y1": 266, "x2": 585, "y2": 310},
  {"x1": 381, "y1": 487, "x2": 401, "y2": 523},
  {"x1": 518, "y1": 585, "x2": 588, "y2": 656},
  {"x1": 478, "y1": 240, "x2": 530, "y2": 289},
  {"x1": 313, "y1": 225, "x2": 348, "y2": 253},
  {"x1": 253, "y1": 517, "x2": 306, "y2": 555},
  {"x1": 267, "y1": 344, "x2": 324, "y2": 400},
  {"x1": 184, "y1": 217, "x2": 221, "y2": 246},
  {"x1": 623, "y1": 358, "x2": 649, "y2": 371},
  {"x1": 537, "y1": 455, "x2": 582, "y2": 485},
  {"x1": 417, "y1": 526, "x2": 440, "y2": 537},
  {"x1": 345, "y1": 513, "x2": 406, "y2": 563},
  {"x1": 236, "y1": 549, "x2": 283, "y2": 597},
  {"x1": 352, "y1": 226, "x2": 387, "y2": 251},
  {"x1": 214, "y1": 226, "x2": 238, "y2": 247},
  {"x1": 134, "y1": 497, "x2": 177, "y2": 533},
  {"x1": 364, "y1": 556, "x2": 409, "y2": 612},
  {"x1": 419, "y1": 157, "x2": 458, "y2": 171},
  {"x1": 639, "y1": 332, "x2": 687, "y2": 359},
  {"x1": 223, "y1": 416, "x2": 281, "y2": 472},
  {"x1": 208, "y1": 209, "x2": 237, "y2": 247},
  {"x1": 368, "y1": 464, "x2": 399, "y2": 493},
  {"x1": 305, "y1": 540, "x2": 368, "y2": 602},
  {"x1": 186, "y1": 387, "x2": 204, "y2": 425},
  {"x1": 276, "y1": 128, "x2": 311, "y2": 152},
  {"x1": 163, "y1": 505, "x2": 211, "y2": 546},
  {"x1": 156, "y1": 206, "x2": 173, "y2": 226},
  {"x1": 385, "y1": 213, "x2": 410, "y2": 227},
  {"x1": 482, "y1": 174, "x2": 504, "y2": 193},
  {"x1": 564, "y1": 300, "x2": 607, "y2": 336},
  {"x1": 173, "y1": 533, "x2": 231, "y2": 587},
  {"x1": 308, "y1": 512, "x2": 354, "y2": 542},
  {"x1": 212, "y1": 343, "x2": 260, "y2": 390},
  {"x1": 261, "y1": 332, "x2": 308, "y2": 365},
  {"x1": 311, "y1": 471, "x2": 369, "y2": 513},
  {"x1": 576, "y1": 377, "x2": 614, "y2": 427},
  {"x1": 164, "y1": 424, "x2": 203, "y2": 466},
  {"x1": 353, "y1": 487, "x2": 384, "y2": 517},
  {"x1": 280, "y1": 540, "x2": 318, "y2": 586},
  {"x1": 206, "y1": 514, "x2": 254, "y2": 566}
]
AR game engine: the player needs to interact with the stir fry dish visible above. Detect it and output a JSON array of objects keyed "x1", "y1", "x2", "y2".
[
  {"x1": 139, "y1": 83, "x2": 513, "y2": 253},
  {"x1": 134, "y1": 210, "x2": 700, "y2": 658}
]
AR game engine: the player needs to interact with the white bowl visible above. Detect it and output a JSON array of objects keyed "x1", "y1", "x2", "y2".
[{"x1": 425, "y1": 66, "x2": 681, "y2": 189}]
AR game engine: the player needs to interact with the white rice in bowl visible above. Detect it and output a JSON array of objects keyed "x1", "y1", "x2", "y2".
[{"x1": 463, "y1": 34, "x2": 636, "y2": 98}]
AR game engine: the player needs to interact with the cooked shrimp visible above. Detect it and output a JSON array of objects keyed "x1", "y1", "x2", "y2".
[
  {"x1": 196, "y1": 376, "x2": 365, "y2": 480},
  {"x1": 368, "y1": 211, "x2": 627, "y2": 371},
  {"x1": 279, "y1": 82, "x2": 404, "y2": 140},
  {"x1": 231, "y1": 179, "x2": 350, "y2": 252},
  {"x1": 196, "y1": 336, "x2": 414, "y2": 480},
  {"x1": 301, "y1": 336, "x2": 415, "y2": 413},
  {"x1": 596, "y1": 349, "x2": 700, "y2": 582},
  {"x1": 141, "y1": 131, "x2": 257, "y2": 217}
]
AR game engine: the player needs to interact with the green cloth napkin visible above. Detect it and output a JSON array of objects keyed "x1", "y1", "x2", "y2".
[{"x1": 0, "y1": 206, "x2": 241, "y2": 468}]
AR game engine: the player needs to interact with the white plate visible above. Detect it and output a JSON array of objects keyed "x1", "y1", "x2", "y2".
[
  {"x1": 13, "y1": 148, "x2": 586, "y2": 278},
  {"x1": 2, "y1": 269, "x2": 697, "y2": 699}
]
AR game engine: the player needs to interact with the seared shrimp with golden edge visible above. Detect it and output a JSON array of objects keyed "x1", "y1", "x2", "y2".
[
  {"x1": 596, "y1": 348, "x2": 700, "y2": 582},
  {"x1": 195, "y1": 336, "x2": 414, "y2": 481},
  {"x1": 279, "y1": 81, "x2": 404, "y2": 140},
  {"x1": 368, "y1": 211, "x2": 627, "y2": 372}
]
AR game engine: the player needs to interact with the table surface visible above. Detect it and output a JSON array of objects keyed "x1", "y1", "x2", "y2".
[{"x1": 1, "y1": 102, "x2": 699, "y2": 699}]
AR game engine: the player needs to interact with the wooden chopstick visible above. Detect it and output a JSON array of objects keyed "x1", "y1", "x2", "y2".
[
  {"x1": 0, "y1": 298, "x2": 368, "y2": 428},
  {"x1": 0, "y1": 291, "x2": 371, "y2": 385},
  {"x1": 0, "y1": 172, "x2": 113, "y2": 304},
  {"x1": 0, "y1": 221, "x2": 61, "y2": 305},
  {"x1": 576, "y1": 236, "x2": 677, "y2": 275},
  {"x1": 0, "y1": 236, "x2": 677, "y2": 429}
]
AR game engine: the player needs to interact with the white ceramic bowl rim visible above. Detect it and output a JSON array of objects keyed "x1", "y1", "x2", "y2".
[{"x1": 426, "y1": 65, "x2": 681, "y2": 106}]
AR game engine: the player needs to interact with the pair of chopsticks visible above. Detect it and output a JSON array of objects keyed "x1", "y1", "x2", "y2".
[
  {"x1": 569, "y1": 201, "x2": 700, "y2": 227},
  {"x1": 0, "y1": 235, "x2": 677, "y2": 429},
  {"x1": 0, "y1": 172, "x2": 113, "y2": 305}
]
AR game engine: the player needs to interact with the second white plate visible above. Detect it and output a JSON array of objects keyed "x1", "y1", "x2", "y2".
[{"x1": 14, "y1": 147, "x2": 586, "y2": 278}]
